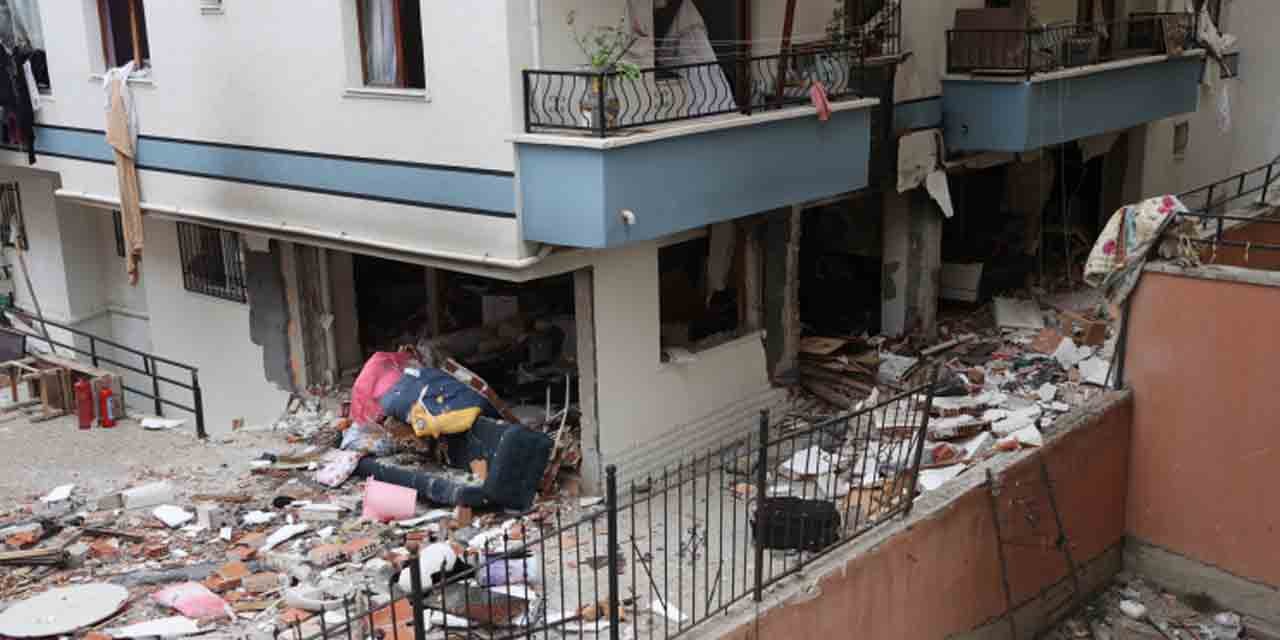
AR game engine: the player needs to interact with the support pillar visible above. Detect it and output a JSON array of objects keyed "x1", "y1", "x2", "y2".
[
  {"x1": 574, "y1": 268, "x2": 601, "y2": 493},
  {"x1": 881, "y1": 189, "x2": 942, "y2": 339}
]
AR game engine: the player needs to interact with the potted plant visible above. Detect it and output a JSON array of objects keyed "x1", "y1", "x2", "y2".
[{"x1": 567, "y1": 11, "x2": 641, "y2": 131}]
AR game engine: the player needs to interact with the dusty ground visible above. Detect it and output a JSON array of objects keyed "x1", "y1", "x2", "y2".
[{"x1": 0, "y1": 412, "x2": 279, "y2": 508}]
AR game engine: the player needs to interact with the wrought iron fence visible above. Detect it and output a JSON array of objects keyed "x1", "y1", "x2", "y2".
[
  {"x1": 275, "y1": 372, "x2": 938, "y2": 640},
  {"x1": 524, "y1": 44, "x2": 871, "y2": 138},
  {"x1": 1, "y1": 305, "x2": 206, "y2": 438},
  {"x1": 946, "y1": 13, "x2": 1199, "y2": 78},
  {"x1": 1176, "y1": 156, "x2": 1280, "y2": 254}
]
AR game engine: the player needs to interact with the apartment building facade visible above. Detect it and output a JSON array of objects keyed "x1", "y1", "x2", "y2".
[{"x1": 0, "y1": 0, "x2": 1266, "y2": 486}]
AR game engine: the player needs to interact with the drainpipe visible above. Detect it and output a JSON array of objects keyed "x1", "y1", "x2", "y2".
[
  {"x1": 530, "y1": 0, "x2": 543, "y2": 68},
  {"x1": 55, "y1": 189, "x2": 556, "y2": 270}
]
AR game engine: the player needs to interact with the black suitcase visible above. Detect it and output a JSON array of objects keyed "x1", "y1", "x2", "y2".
[{"x1": 752, "y1": 497, "x2": 841, "y2": 551}]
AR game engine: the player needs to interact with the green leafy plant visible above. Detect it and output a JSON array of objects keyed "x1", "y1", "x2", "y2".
[{"x1": 567, "y1": 10, "x2": 641, "y2": 80}]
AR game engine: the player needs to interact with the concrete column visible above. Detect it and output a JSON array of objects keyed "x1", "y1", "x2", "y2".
[
  {"x1": 573, "y1": 268, "x2": 601, "y2": 493},
  {"x1": 881, "y1": 188, "x2": 942, "y2": 339}
]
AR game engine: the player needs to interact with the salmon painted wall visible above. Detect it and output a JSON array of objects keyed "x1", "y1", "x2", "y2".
[
  {"x1": 1201, "y1": 215, "x2": 1280, "y2": 271},
  {"x1": 722, "y1": 396, "x2": 1132, "y2": 640},
  {"x1": 1125, "y1": 267, "x2": 1280, "y2": 588}
]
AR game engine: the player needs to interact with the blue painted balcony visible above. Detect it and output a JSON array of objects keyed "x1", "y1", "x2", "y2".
[
  {"x1": 942, "y1": 13, "x2": 1205, "y2": 153},
  {"x1": 515, "y1": 46, "x2": 878, "y2": 249}
]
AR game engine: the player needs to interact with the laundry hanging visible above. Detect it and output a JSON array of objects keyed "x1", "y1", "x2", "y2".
[{"x1": 104, "y1": 62, "x2": 144, "y2": 284}]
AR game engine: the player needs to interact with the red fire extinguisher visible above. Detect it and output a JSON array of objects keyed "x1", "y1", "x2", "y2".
[
  {"x1": 74, "y1": 379, "x2": 94, "y2": 430},
  {"x1": 98, "y1": 385, "x2": 117, "y2": 428}
]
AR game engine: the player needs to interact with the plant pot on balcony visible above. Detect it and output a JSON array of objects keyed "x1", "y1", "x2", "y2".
[
  {"x1": 579, "y1": 75, "x2": 621, "y2": 132},
  {"x1": 1065, "y1": 36, "x2": 1096, "y2": 67}
]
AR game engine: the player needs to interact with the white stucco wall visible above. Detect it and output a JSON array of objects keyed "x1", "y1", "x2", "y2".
[
  {"x1": 897, "y1": 0, "x2": 984, "y2": 102},
  {"x1": 589, "y1": 239, "x2": 777, "y2": 477},
  {"x1": 1132, "y1": 1, "x2": 1279, "y2": 199},
  {"x1": 140, "y1": 217, "x2": 288, "y2": 433}
]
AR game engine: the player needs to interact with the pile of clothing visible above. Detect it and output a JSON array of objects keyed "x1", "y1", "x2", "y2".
[{"x1": 339, "y1": 351, "x2": 553, "y2": 512}]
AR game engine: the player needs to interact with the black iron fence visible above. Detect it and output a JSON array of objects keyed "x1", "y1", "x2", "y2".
[
  {"x1": 276, "y1": 373, "x2": 938, "y2": 640},
  {"x1": 1176, "y1": 156, "x2": 1280, "y2": 254},
  {"x1": 2, "y1": 305, "x2": 206, "y2": 438},
  {"x1": 946, "y1": 13, "x2": 1199, "y2": 78},
  {"x1": 524, "y1": 44, "x2": 871, "y2": 138}
]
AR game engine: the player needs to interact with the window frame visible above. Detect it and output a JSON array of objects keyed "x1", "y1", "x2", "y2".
[
  {"x1": 96, "y1": 0, "x2": 150, "y2": 71},
  {"x1": 353, "y1": 0, "x2": 425, "y2": 90},
  {"x1": 176, "y1": 222, "x2": 248, "y2": 304},
  {"x1": 112, "y1": 210, "x2": 125, "y2": 258}
]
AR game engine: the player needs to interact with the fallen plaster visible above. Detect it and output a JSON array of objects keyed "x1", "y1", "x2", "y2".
[
  {"x1": 1124, "y1": 536, "x2": 1280, "y2": 632},
  {"x1": 682, "y1": 391, "x2": 1133, "y2": 640}
]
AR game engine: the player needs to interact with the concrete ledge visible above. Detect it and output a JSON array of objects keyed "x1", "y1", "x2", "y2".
[
  {"x1": 1144, "y1": 261, "x2": 1280, "y2": 288},
  {"x1": 1124, "y1": 537, "x2": 1280, "y2": 632},
  {"x1": 689, "y1": 390, "x2": 1133, "y2": 640}
]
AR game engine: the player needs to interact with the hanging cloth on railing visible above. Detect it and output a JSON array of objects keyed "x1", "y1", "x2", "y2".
[
  {"x1": 809, "y1": 81, "x2": 831, "y2": 121},
  {"x1": 104, "y1": 62, "x2": 144, "y2": 285},
  {"x1": 1084, "y1": 195, "x2": 1199, "y2": 304}
]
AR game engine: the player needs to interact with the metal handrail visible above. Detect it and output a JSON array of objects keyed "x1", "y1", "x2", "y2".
[
  {"x1": 945, "y1": 13, "x2": 1201, "y2": 79},
  {"x1": 3, "y1": 304, "x2": 206, "y2": 438}
]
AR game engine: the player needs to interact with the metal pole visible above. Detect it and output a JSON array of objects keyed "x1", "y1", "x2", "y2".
[
  {"x1": 753, "y1": 409, "x2": 769, "y2": 602},
  {"x1": 406, "y1": 544, "x2": 427, "y2": 640},
  {"x1": 151, "y1": 357, "x2": 162, "y2": 417},
  {"x1": 89, "y1": 337, "x2": 99, "y2": 368},
  {"x1": 192, "y1": 371, "x2": 207, "y2": 439},
  {"x1": 605, "y1": 466, "x2": 621, "y2": 640},
  {"x1": 522, "y1": 71, "x2": 533, "y2": 133},
  {"x1": 596, "y1": 73, "x2": 607, "y2": 138},
  {"x1": 903, "y1": 365, "x2": 940, "y2": 518},
  {"x1": 1262, "y1": 163, "x2": 1274, "y2": 206}
]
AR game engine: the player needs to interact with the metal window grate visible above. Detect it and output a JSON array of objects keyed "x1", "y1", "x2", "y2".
[
  {"x1": 112, "y1": 210, "x2": 125, "y2": 258},
  {"x1": 176, "y1": 222, "x2": 247, "y2": 303}
]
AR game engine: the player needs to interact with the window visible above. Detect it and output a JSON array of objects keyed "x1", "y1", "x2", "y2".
[
  {"x1": 355, "y1": 0, "x2": 424, "y2": 89},
  {"x1": 112, "y1": 210, "x2": 125, "y2": 258},
  {"x1": 1173, "y1": 122, "x2": 1189, "y2": 159},
  {"x1": 659, "y1": 224, "x2": 762, "y2": 361},
  {"x1": 97, "y1": 0, "x2": 150, "y2": 70},
  {"x1": 177, "y1": 223, "x2": 247, "y2": 303},
  {"x1": 0, "y1": 0, "x2": 48, "y2": 90}
]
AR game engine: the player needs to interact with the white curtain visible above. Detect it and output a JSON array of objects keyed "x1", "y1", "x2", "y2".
[
  {"x1": 658, "y1": 1, "x2": 736, "y2": 116},
  {"x1": 361, "y1": 0, "x2": 398, "y2": 86},
  {"x1": 0, "y1": 0, "x2": 42, "y2": 50}
]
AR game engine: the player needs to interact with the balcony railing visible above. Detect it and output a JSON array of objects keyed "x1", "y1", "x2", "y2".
[
  {"x1": 946, "y1": 13, "x2": 1200, "y2": 79},
  {"x1": 523, "y1": 45, "x2": 873, "y2": 138}
]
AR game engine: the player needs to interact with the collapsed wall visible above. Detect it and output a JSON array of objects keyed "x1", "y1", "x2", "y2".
[{"x1": 694, "y1": 392, "x2": 1133, "y2": 640}]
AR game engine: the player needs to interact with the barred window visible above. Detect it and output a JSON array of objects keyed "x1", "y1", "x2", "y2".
[{"x1": 177, "y1": 222, "x2": 246, "y2": 303}]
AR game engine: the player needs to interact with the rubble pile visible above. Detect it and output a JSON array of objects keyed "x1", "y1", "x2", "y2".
[
  {"x1": 0, "y1": 349, "x2": 588, "y2": 639},
  {"x1": 793, "y1": 292, "x2": 1117, "y2": 496},
  {"x1": 1048, "y1": 573, "x2": 1250, "y2": 640}
]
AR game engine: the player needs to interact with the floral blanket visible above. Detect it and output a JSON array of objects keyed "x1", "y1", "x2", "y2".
[{"x1": 1084, "y1": 195, "x2": 1200, "y2": 304}]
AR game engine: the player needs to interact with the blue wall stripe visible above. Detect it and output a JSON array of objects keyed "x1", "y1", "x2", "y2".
[
  {"x1": 23, "y1": 125, "x2": 517, "y2": 218},
  {"x1": 519, "y1": 106, "x2": 872, "y2": 249},
  {"x1": 943, "y1": 56, "x2": 1202, "y2": 153},
  {"x1": 894, "y1": 96, "x2": 943, "y2": 131}
]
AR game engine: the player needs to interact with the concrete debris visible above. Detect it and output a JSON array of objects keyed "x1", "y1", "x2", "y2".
[
  {"x1": 1049, "y1": 573, "x2": 1248, "y2": 640},
  {"x1": 792, "y1": 288, "x2": 1113, "y2": 499},
  {"x1": 106, "y1": 616, "x2": 201, "y2": 638},
  {"x1": 0, "y1": 584, "x2": 130, "y2": 638},
  {"x1": 994, "y1": 297, "x2": 1047, "y2": 330}
]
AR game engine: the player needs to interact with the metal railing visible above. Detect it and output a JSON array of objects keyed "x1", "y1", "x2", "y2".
[
  {"x1": 275, "y1": 372, "x2": 938, "y2": 640},
  {"x1": 524, "y1": 44, "x2": 871, "y2": 138},
  {"x1": 1176, "y1": 156, "x2": 1280, "y2": 255},
  {"x1": 946, "y1": 13, "x2": 1199, "y2": 79},
  {"x1": 3, "y1": 306, "x2": 206, "y2": 438}
]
